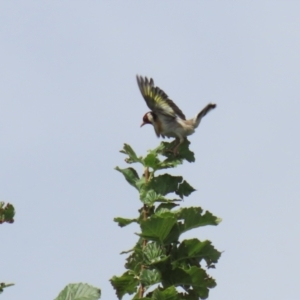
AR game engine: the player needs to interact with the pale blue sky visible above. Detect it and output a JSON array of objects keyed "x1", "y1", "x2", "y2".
[{"x1": 1, "y1": 2, "x2": 300, "y2": 299}]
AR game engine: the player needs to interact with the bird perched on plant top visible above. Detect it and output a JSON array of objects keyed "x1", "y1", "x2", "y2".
[{"x1": 136, "y1": 75, "x2": 216, "y2": 155}]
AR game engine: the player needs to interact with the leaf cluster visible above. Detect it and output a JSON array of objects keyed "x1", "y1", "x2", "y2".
[
  {"x1": 111, "y1": 141, "x2": 221, "y2": 300},
  {"x1": 0, "y1": 202, "x2": 15, "y2": 224}
]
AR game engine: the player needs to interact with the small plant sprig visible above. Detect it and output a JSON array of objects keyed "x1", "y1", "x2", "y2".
[
  {"x1": 0, "y1": 283, "x2": 14, "y2": 294},
  {"x1": 1, "y1": 202, "x2": 15, "y2": 295},
  {"x1": 111, "y1": 140, "x2": 221, "y2": 300},
  {"x1": 0, "y1": 202, "x2": 15, "y2": 224}
]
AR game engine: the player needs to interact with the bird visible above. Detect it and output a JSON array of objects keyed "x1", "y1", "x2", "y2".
[{"x1": 136, "y1": 75, "x2": 216, "y2": 155}]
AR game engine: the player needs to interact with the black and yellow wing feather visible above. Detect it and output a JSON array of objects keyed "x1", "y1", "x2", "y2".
[{"x1": 136, "y1": 76, "x2": 186, "y2": 120}]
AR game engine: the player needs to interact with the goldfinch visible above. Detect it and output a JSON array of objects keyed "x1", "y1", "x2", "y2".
[{"x1": 137, "y1": 75, "x2": 216, "y2": 154}]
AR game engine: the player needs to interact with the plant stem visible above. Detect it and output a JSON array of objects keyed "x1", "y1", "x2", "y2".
[{"x1": 138, "y1": 167, "x2": 150, "y2": 298}]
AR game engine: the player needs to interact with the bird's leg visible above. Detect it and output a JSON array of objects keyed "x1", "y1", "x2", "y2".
[
  {"x1": 172, "y1": 137, "x2": 184, "y2": 156},
  {"x1": 166, "y1": 138, "x2": 179, "y2": 155},
  {"x1": 166, "y1": 137, "x2": 184, "y2": 156}
]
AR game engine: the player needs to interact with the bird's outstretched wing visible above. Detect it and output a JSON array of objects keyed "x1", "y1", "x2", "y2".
[{"x1": 136, "y1": 75, "x2": 186, "y2": 120}]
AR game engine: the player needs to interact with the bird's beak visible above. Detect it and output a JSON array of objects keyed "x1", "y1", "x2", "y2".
[{"x1": 140, "y1": 122, "x2": 146, "y2": 127}]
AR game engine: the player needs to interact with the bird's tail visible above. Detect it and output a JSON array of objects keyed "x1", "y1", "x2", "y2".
[{"x1": 193, "y1": 103, "x2": 216, "y2": 128}]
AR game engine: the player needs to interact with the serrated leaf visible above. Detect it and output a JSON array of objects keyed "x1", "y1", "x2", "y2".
[
  {"x1": 152, "y1": 286, "x2": 179, "y2": 300},
  {"x1": 139, "y1": 190, "x2": 165, "y2": 206},
  {"x1": 155, "y1": 203, "x2": 179, "y2": 213},
  {"x1": 161, "y1": 267, "x2": 191, "y2": 287},
  {"x1": 140, "y1": 269, "x2": 161, "y2": 287},
  {"x1": 156, "y1": 140, "x2": 195, "y2": 163},
  {"x1": 136, "y1": 177, "x2": 147, "y2": 191},
  {"x1": 177, "y1": 139, "x2": 195, "y2": 163},
  {"x1": 148, "y1": 174, "x2": 183, "y2": 196},
  {"x1": 139, "y1": 214, "x2": 177, "y2": 243},
  {"x1": 114, "y1": 217, "x2": 137, "y2": 227},
  {"x1": 152, "y1": 141, "x2": 166, "y2": 154},
  {"x1": 54, "y1": 283, "x2": 101, "y2": 300},
  {"x1": 160, "y1": 223, "x2": 181, "y2": 245},
  {"x1": 176, "y1": 180, "x2": 195, "y2": 198},
  {"x1": 115, "y1": 167, "x2": 139, "y2": 190},
  {"x1": 157, "y1": 157, "x2": 183, "y2": 170},
  {"x1": 175, "y1": 207, "x2": 221, "y2": 235},
  {"x1": 175, "y1": 239, "x2": 221, "y2": 268},
  {"x1": 120, "y1": 144, "x2": 143, "y2": 164},
  {"x1": 139, "y1": 190, "x2": 180, "y2": 206},
  {"x1": 125, "y1": 248, "x2": 144, "y2": 273},
  {"x1": 161, "y1": 266, "x2": 215, "y2": 299},
  {"x1": 185, "y1": 267, "x2": 216, "y2": 299},
  {"x1": 110, "y1": 271, "x2": 139, "y2": 300},
  {"x1": 143, "y1": 152, "x2": 161, "y2": 169},
  {"x1": 144, "y1": 242, "x2": 167, "y2": 264}
]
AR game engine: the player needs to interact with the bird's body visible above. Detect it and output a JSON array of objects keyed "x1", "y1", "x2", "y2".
[
  {"x1": 149, "y1": 114, "x2": 195, "y2": 139},
  {"x1": 137, "y1": 76, "x2": 216, "y2": 154}
]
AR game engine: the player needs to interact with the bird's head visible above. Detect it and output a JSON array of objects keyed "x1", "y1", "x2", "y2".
[{"x1": 140, "y1": 112, "x2": 155, "y2": 127}]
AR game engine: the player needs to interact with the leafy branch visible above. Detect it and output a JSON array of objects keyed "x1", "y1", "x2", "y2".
[
  {"x1": 0, "y1": 283, "x2": 14, "y2": 294},
  {"x1": 0, "y1": 202, "x2": 15, "y2": 224},
  {"x1": 111, "y1": 140, "x2": 221, "y2": 300}
]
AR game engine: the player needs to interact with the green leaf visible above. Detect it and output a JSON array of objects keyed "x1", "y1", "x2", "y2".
[
  {"x1": 110, "y1": 271, "x2": 139, "y2": 300},
  {"x1": 54, "y1": 283, "x2": 101, "y2": 300},
  {"x1": 136, "y1": 177, "x2": 147, "y2": 191},
  {"x1": 0, "y1": 202, "x2": 15, "y2": 224},
  {"x1": 175, "y1": 207, "x2": 221, "y2": 235},
  {"x1": 125, "y1": 247, "x2": 144, "y2": 273},
  {"x1": 177, "y1": 139, "x2": 195, "y2": 163},
  {"x1": 161, "y1": 266, "x2": 215, "y2": 299},
  {"x1": 150, "y1": 143, "x2": 184, "y2": 170},
  {"x1": 185, "y1": 267, "x2": 216, "y2": 299},
  {"x1": 156, "y1": 139, "x2": 195, "y2": 163},
  {"x1": 157, "y1": 157, "x2": 183, "y2": 170},
  {"x1": 143, "y1": 152, "x2": 161, "y2": 169},
  {"x1": 139, "y1": 190, "x2": 181, "y2": 206},
  {"x1": 120, "y1": 144, "x2": 143, "y2": 164},
  {"x1": 176, "y1": 180, "x2": 195, "y2": 199},
  {"x1": 144, "y1": 242, "x2": 167, "y2": 264},
  {"x1": 139, "y1": 214, "x2": 177, "y2": 243},
  {"x1": 155, "y1": 203, "x2": 179, "y2": 213},
  {"x1": 161, "y1": 267, "x2": 191, "y2": 287},
  {"x1": 115, "y1": 167, "x2": 139, "y2": 190},
  {"x1": 152, "y1": 286, "x2": 179, "y2": 300},
  {"x1": 148, "y1": 174, "x2": 183, "y2": 196},
  {"x1": 140, "y1": 269, "x2": 161, "y2": 287},
  {"x1": 175, "y1": 239, "x2": 222, "y2": 268},
  {"x1": 139, "y1": 190, "x2": 165, "y2": 206},
  {"x1": 114, "y1": 217, "x2": 137, "y2": 227},
  {"x1": 139, "y1": 189, "x2": 182, "y2": 206}
]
